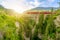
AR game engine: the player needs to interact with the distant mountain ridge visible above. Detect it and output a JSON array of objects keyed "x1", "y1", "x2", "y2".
[
  {"x1": 30, "y1": 7, "x2": 58, "y2": 10},
  {"x1": 0, "y1": 5, "x2": 5, "y2": 9}
]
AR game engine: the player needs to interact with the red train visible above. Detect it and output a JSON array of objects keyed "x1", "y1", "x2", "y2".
[{"x1": 27, "y1": 11, "x2": 55, "y2": 14}]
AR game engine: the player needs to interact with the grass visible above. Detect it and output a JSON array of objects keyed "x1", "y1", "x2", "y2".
[{"x1": 0, "y1": 8, "x2": 60, "y2": 40}]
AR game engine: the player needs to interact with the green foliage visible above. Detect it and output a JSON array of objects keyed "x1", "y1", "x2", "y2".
[{"x1": 0, "y1": 6, "x2": 60, "y2": 40}]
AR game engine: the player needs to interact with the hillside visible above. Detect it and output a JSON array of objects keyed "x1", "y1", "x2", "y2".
[
  {"x1": 25, "y1": 7, "x2": 58, "y2": 12},
  {"x1": 31, "y1": 7, "x2": 58, "y2": 10}
]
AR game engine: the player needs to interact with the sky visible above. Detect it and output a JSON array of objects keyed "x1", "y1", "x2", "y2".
[{"x1": 0, "y1": 0, "x2": 60, "y2": 13}]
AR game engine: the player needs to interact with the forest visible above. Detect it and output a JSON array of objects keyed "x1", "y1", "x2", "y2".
[{"x1": 0, "y1": 5, "x2": 60, "y2": 40}]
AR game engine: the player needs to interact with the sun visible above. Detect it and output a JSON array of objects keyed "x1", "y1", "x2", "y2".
[{"x1": 13, "y1": 7, "x2": 25, "y2": 14}]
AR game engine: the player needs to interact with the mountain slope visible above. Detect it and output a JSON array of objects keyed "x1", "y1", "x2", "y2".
[{"x1": 30, "y1": 7, "x2": 58, "y2": 10}]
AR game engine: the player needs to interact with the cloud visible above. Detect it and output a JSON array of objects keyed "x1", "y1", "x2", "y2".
[
  {"x1": 47, "y1": 0, "x2": 55, "y2": 2},
  {"x1": 0, "y1": 0, "x2": 59, "y2": 12},
  {"x1": 1, "y1": 0, "x2": 36, "y2": 13},
  {"x1": 1, "y1": 0, "x2": 44, "y2": 9},
  {"x1": 1, "y1": 0, "x2": 45, "y2": 12},
  {"x1": 29, "y1": 0, "x2": 44, "y2": 7}
]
